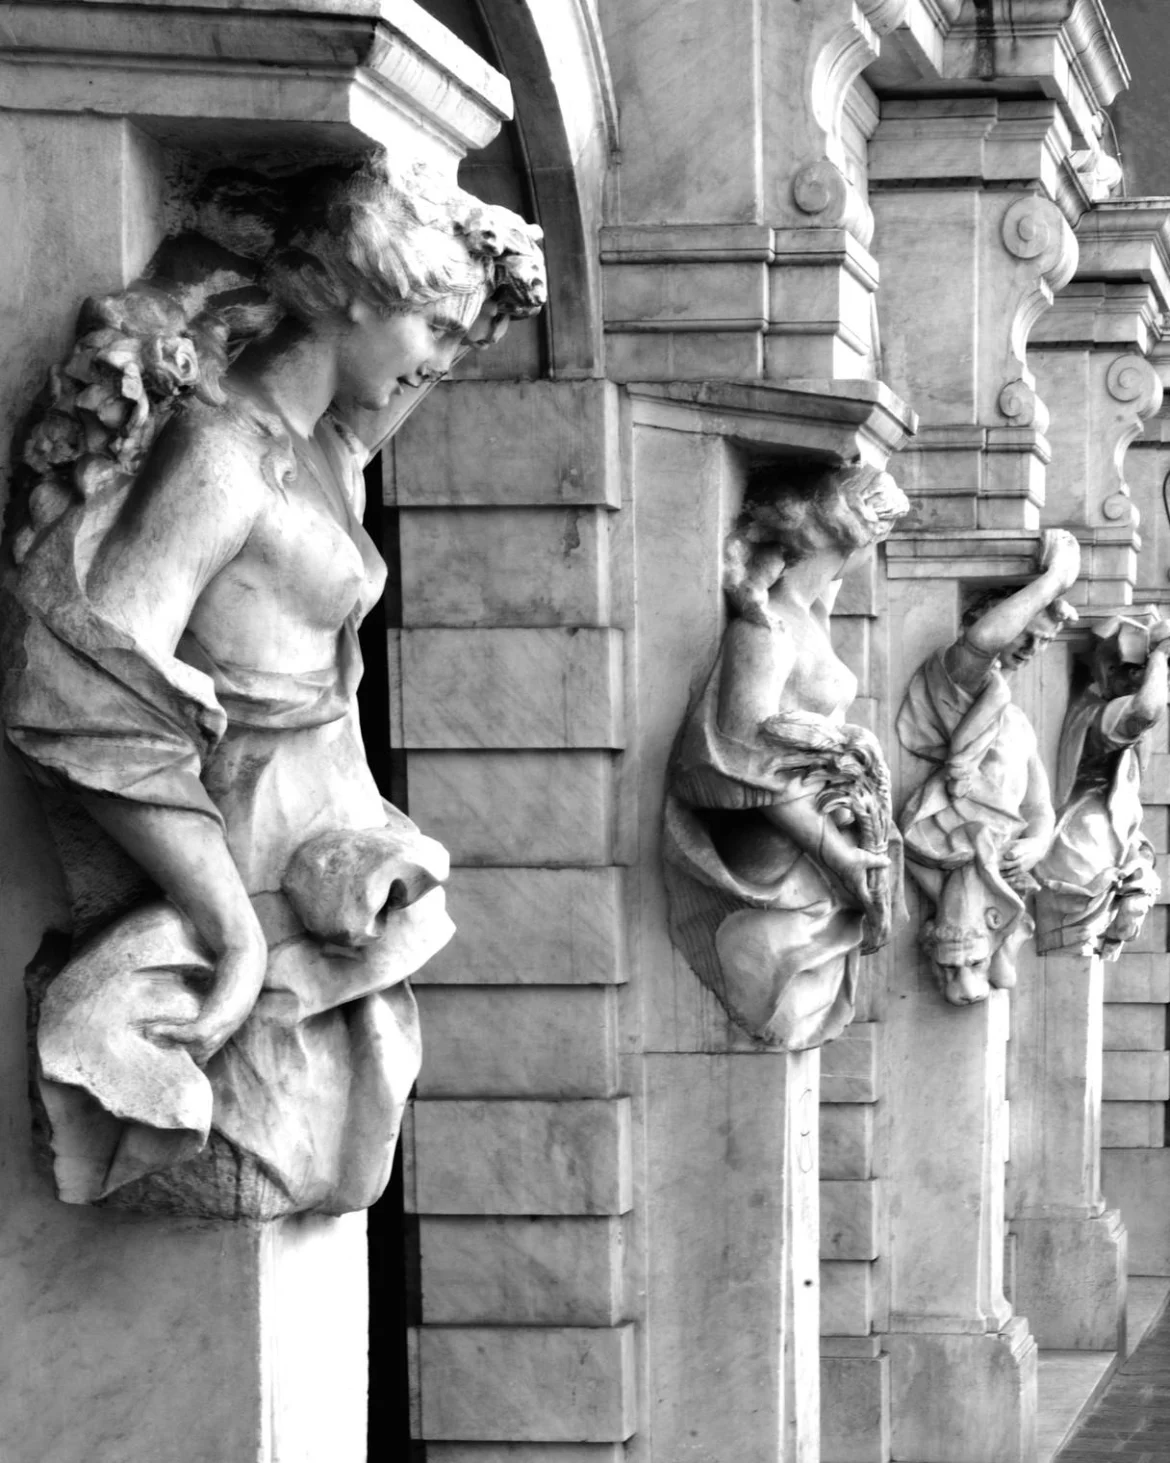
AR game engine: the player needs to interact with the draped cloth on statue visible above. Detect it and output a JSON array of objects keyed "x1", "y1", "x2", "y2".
[
  {"x1": 663, "y1": 644, "x2": 898, "y2": 1051},
  {"x1": 2, "y1": 405, "x2": 451, "y2": 1217},
  {"x1": 1035, "y1": 690, "x2": 1155, "y2": 957},
  {"x1": 896, "y1": 648, "x2": 1035, "y2": 980}
]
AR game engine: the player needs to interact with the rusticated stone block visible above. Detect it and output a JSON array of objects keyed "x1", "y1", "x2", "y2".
[
  {"x1": 418, "y1": 1216, "x2": 624, "y2": 1325},
  {"x1": 821, "y1": 1105, "x2": 873, "y2": 1179},
  {"x1": 408, "y1": 752, "x2": 613, "y2": 865},
  {"x1": 1105, "y1": 954, "x2": 1170, "y2": 1002},
  {"x1": 414, "y1": 987, "x2": 618, "y2": 1099},
  {"x1": 821, "y1": 1260, "x2": 873, "y2": 1336},
  {"x1": 1102, "y1": 1101, "x2": 1166, "y2": 1148},
  {"x1": 415, "y1": 867, "x2": 625, "y2": 986},
  {"x1": 400, "y1": 629, "x2": 624, "y2": 750},
  {"x1": 1103, "y1": 1050, "x2": 1170, "y2": 1101},
  {"x1": 400, "y1": 507, "x2": 609, "y2": 628},
  {"x1": 821, "y1": 1024, "x2": 878, "y2": 1103},
  {"x1": 1104, "y1": 1003, "x2": 1167, "y2": 1051},
  {"x1": 413, "y1": 1325, "x2": 636, "y2": 1442},
  {"x1": 822, "y1": 1353, "x2": 890, "y2": 1463},
  {"x1": 821, "y1": 1181, "x2": 879, "y2": 1261},
  {"x1": 390, "y1": 379, "x2": 619, "y2": 507},
  {"x1": 407, "y1": 1099, "x2": 633, "y2": 1216}
]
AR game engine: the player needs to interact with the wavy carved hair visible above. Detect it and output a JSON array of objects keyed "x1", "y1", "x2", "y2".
[
  {"x1": 724, "y1": 461, "x2": 906, "y2": 624},
  {"x1": 259, "y1": 156, "x2": 546, "y2": 334}
]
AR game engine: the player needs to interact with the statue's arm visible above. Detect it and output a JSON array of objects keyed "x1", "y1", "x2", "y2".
[
  {"x1": 77, "y1": 416, "x2": 269, "y2": 1063},
  {"x1": 947, "y1": 530, "x2": 1081, "y2": 690},
  {"x1": 1000, "y1": 745, "x2": 1055, "y2": 887},
  {"x1": 715, "y1": 616, "x2": 797, "y2": 743},
  {"x1": 85, "y1": 413, "x2": 260, "y2": 658},
  {"x1": 1112, "y1": 624, "x2": 1170, "y2": 742}
]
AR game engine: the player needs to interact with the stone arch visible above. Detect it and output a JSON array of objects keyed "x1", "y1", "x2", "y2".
[{"x1": 420, "y1": 0, "x2": 614, "y2": 378}]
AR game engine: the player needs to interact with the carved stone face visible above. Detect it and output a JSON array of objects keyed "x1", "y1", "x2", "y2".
[
  {"x1": 335, "y1": 297, "x2": 483, "y2": 411},
  {"x1": 998, "y1": 613, "x2": 1060, "y2": 672},
  {"x1": 922, "y1": 924, "x2": 995, "y2": 1006}
]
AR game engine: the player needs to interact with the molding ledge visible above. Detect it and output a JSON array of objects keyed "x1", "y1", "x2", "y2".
[{"x1": 0, "y1": 0, "x2": 511, "y2": 165}]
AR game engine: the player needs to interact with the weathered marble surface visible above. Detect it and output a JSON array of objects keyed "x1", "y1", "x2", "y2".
[
  {"x1": 2, "y1": 153, "x2": 545, "y2": 1220},
  {"x1": 1036, "y1": 613, "x2": 1168, "y2": 959},
  {"x1": 663, "y1": 462, "x2": 908, "y2": 1049},
  {"x1": 897, "y1": 531, "x2": 1081, "y2": 1005}
]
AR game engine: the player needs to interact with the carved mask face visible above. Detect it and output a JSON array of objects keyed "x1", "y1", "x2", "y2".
[{"x1": 923, "y1": 925, "x2": 995, "y2": 1006}]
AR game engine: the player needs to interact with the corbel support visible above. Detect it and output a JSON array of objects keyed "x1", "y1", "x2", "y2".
[
  {"x1": 1030, "y1": 200, "x2": 1170, "y2": 599},
  {"x1": 0, "y1": 0, "x2": 509, "y2": 170},
  {"x1": 872, "y1": 100, "x2": 1078, "y2": 531},
  {"x1": 761, "y1": 0, "x2": 915, "y2": 245},
  {"x1": 868, "y1": 0, "x2": 1128, "y2": 160}
]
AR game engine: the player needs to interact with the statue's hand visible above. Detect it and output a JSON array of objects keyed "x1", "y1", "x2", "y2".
[
  {"x1": 1000, "y1": 835, "x2": 1049, "y2": 892},
  {"x1": 1037, "y1": 529, "x2": 1080, "y2": 591},
  {"x1": 148, "y1": 921, "x2": 267, "y2": 1067},
  {"x1": 825, "y1": 844, "x2": 891, "y2": 909},
  {"x1": 1149, "y1": 619, "x2": 1170, "y2": 655}
]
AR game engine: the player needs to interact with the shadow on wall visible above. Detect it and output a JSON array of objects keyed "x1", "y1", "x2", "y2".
[{"x1": 1104, "y1": 0, "x2": 1170, "y2": 196}]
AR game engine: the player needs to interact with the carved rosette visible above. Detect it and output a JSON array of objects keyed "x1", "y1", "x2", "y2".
[
  {"x1": 791, "y1": 158, "x2": 875, "y2": 247},
  {"x1": 998, "y1": 378, "x2": 1051, "y2": 434}
]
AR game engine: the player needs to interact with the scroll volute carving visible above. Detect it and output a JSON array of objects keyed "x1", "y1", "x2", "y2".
[
  {"x1": 897, "y1": 531, "x2": 1082, "y2": 1007},
  {"x1": 2, "y1": 153, "x2": 546, "y2": 1219},
  {"x1": 663, "y1": 461, "x2": 909, "y2": 1050},
  {"x1": 1035, "y1": 612, "x2": 1168, "y2": 959}
]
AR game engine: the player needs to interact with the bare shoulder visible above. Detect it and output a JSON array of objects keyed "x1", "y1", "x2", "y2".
[
  {"x1": 146, "y1": 399, "x2": 278, "y2": 506},
  {"x1": 87, "y1": 399, "x2": 281, "y2": 607}
]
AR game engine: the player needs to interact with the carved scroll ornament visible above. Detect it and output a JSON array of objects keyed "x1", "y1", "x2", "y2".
[
  {"x1": 897, "y1": 531, "x2": 1081, "y2": 1006},
  {"x1": 2, "y1": 153, "x2": 546, "y2": 1219},
  {"x1": 1035, "y1": 612, "x2": 1167, "y2": 959},
  {"x1": 663, "y1": 462, "x2": 908, "y2": 1050}
]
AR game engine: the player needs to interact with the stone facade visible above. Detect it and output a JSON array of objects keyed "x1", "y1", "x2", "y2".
[{"x1": 3, "y1": 3, "x2": 1170, "y2": 1462}]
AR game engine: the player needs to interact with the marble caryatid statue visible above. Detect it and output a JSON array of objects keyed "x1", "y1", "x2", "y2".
[
  {"x1": 1, "y1": 153, "x2": 545, "y2": 1219},
  {"x1": 663, "y1": 461, "x2": 908, "y2": 1049},
  {"x1": 897, "y1": 530, "x2": 1081, "y2": 1007},
  {"x1": 1035, "y1": 612, "x2": 1168, "y2": 959}
]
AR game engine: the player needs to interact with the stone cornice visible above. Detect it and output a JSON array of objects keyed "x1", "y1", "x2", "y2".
[
  {"x1": 0, "y1": 0, "x2": 511, "y2": 161},
  {"x1": 1074, "y1": 200, "x2": 1170, "y2": 307},
  {"x1": 868, "y1": 0, "x2": 1128, "y2": 151},
  {"x1": 625, "y1": 378, "x2": 917, "y2": 466}
]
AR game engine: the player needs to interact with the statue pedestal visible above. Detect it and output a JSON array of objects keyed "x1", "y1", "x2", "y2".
[
  {"x1": 643, "y1": 1048, "x2": 821, "y2": 1463},
  {"x1": 1009, "y1": 952, "x2": 1127, "y2": 1350},
  {"x1": 883, "y1": 981, "x2": 1037, "y2": 1463}
]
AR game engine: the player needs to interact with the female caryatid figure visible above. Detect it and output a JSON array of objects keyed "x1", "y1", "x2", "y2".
[
  {"x1": 1, "y1": 155, "x2": 545, "y2": 1218},
  {"x1": 663, "y1": 462, "x2": 908, "y2": 1051},
  {"x1": 1035, "y1": 612, "x2": 1168, "y2": 959},
  {"x1": 896, "y1": 531, "x2": 1081, "y2": 1007}
]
